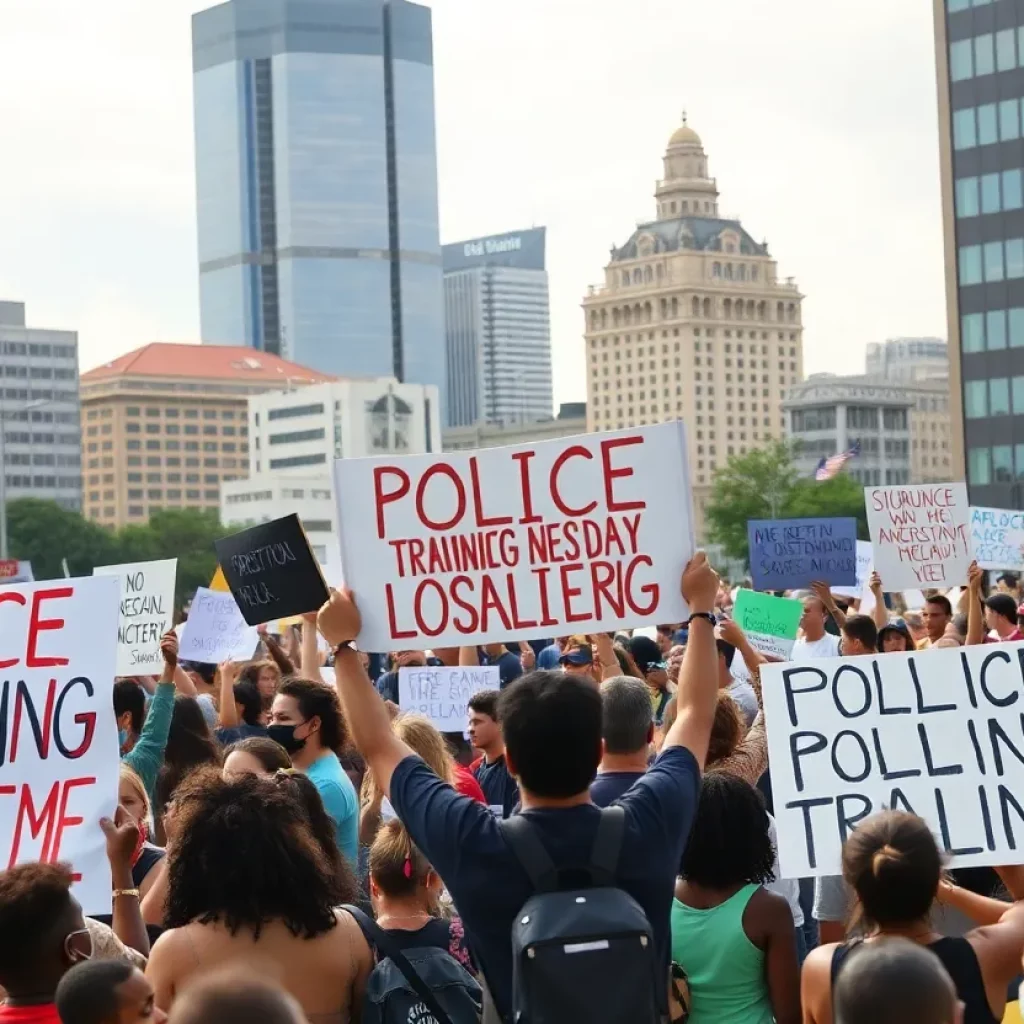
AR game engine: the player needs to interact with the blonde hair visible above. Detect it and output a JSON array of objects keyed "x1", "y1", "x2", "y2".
[
  {"x1": 369, "y1": 819, "x2": 432, "y2": 897},
  {"x1": 118, "y1": 763, "x2": 151, "y2": 822},
  {"x1": 362, "y1": 713, "x2": 455, "y2": 806}
]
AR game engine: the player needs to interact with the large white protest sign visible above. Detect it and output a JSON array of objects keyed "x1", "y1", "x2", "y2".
[
  {"x1": 865, "y1": 483, "x2": 970, "y2": 590},
  {"x1": 0, "y1": 576, "x2": 120, "y2": 913},
  {"x1": 762, "y1": 641, "x2": 1024, "y2": 878},
  {"x1": 179, "y1": 587, "x2": 259, "y2": 663},
  {"x1": 970, "y1": 507, "x2": 1024, "y2": 571},
  {"x1": 94, "y1": 559, "x2": 177, "y2": 676},
  {"x1": 333, "y1": 423, "x2": 694, "y2": 649},
  {"x1": 399, "y1": 665, "x2": 500, "y2": 731}
]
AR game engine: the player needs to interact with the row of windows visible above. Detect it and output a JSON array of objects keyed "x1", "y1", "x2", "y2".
[
  {"x1": 955, "y1": 169, "x2": 1024, "y2": 217},
  {"x1": 948, "y1": 0, "x2": 1000, "y2": 10},
  {"x1": 268, "y1": 452, "x2": 328, "y2": 470},
  {"x1": 2, "y1": 365, "x2": 76, "y2": 380},
  {"x1": 268, "y1": 427, "x2": 326, "y2": 445},
  {"x1": 848, "y1": 469, "x2": 912, "y2": 486},
  {"x1": 965, "y1": 374, "x2": 1024, "y2": 416},
  {"x1": 266, "y1": 402, "x2": 325, "y2": 421},
  {"x1": 962, "y1": 308, "x2": 1024, "y2": 350},
  {"x1": 589, "y1": 298, "x2": 799, "y2": 330},
  {"x1": 958, "y1": 237, "x2": 1024, "y2": 283},
  {"x1": 0, "y1": 342, "x2": 76, "y2": 358},
  {"x1": 952, "y1": 97, "x2": 1024, "y2": 150},
  {"x1": 968, "y1": 445, "x2": 1024, "y2": 485},
  {"x1": 5, "y1": 475, "x2": 81, "y2": 489},
  {"x1": 121, "y1": 439, "x2": 241, "y2": 454},
  {"x1": 949, "y1": 27, "x2": 1022, "y2": 82},
  {"x1": 1, "y1": 388, "x2": 76, "y2": 402},
  {"x1": 789, "y1": 407, "x2": 909, "y2": 432}
]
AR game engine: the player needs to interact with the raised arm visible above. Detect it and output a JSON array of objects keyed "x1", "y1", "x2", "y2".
[
  {"x1": 966, "y1": 560, "x2": 985, "y2": 646},
  {"x1": 300, "y1": 614, "x2": 325, "y2": 682},
  {"x1": 459, "y1": 645, "x2": 479, "y2": 667},
  {"x1": 261, "y1": 626, "x2": 296, "y2": 677},
  {"x1": 319, "y1": 590, "x2": 416, "y2": 798},
  {"x1": 661, "y1": 552, "x2": 721, "y2": 769},
  {"x1": 811, "y1": 581, "x2": 846, "y2": 630},
  {"x1": 593, "y1": 633, "x2": 621, "y2": 681},
  {"x1": 717, "y1": 617, "x2": 766, "y2": 675},
  {"x1": 868, "y1": 572, "x2": 888, "y2": 630},
  {"x1": 217, "y1": 660, "x2": 240, "y2": 728},
  {"x1": 102, "y1": 810, "x2": 151, "y2": 957}
]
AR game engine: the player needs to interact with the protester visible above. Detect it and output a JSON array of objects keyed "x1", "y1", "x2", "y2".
[
  {"x1": 627, "y1": 635, "x2": 672, "y2": 723},
  {"x1": 221, "y1": 736, "x2": 292, "y2": 780},
  {"x1": 322, "y1": 551, "x2": 721, "y2": 1022},
  {"x1": 801, "y1": 810, "x2": 1024, "y2": 1024},
  {"x1": 475, "y1": 642, "x2": 524, "y2": 689},
  {"x1": 367, "y1": 820, "x2": 474, "y2": 971},
  {"x1": 591, "y1": 676, "x2": 654, "y2": 807},
  {"x1": 876, "y1": 619, "x2": 914, "y2": 654},
  {"x1": 117, "y1": 766, "x2": 165, "y2": 898},
  {"x1": 903, "y1": 610, "x2": 927, "y2": 646},
  {"x1": 671, "y1": 773, "x2": 800, "y2": 1024},
  {"x1": 791, "y1": 595, "x2": 841, "y2": 660},
  {"x1": 919, "y1": 595, "x2": 959, "y2": 650},
  {"x1": 145, "y1": 770, "x2": 370, "y2": 1017},
  {"x1": 238, "y1": 658, "x2": 283, "y2": 712},
  {"x1": 536, "y1": 636, "x2": 565, "y2": 670},
  {"x1": 466, "y1": 689, "x2": 520, "y2": 819},
  {"x1": 270, "y1": 677, "x2": 359, "y2": 866},
  {"x1": 839, "y1": 614, "x2": 878, "y2": 656},
  {"x1": 162, "y1": 969, "x2": 306, "y2": 1024},
  {"x1": 713, "y1": 635, "x2": 758, "y2": 727},
  {"x1": 55, "y1": 961, "x2": 166, "y2": 1024},
  {"x1": 375, "y1": 649, "x2": 429, "y2": 704},
  {"x1": 440, "y1": 733, "x2": 488, "y2": 803},
  {"x1": 214, "y1": 660, "x2": 268, "y2": 744},
  {"x1": 984, "y1": 592, "x2": 1022, "y2": 642}
]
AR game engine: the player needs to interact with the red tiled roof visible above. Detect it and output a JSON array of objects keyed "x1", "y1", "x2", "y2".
[{"x1": 81, "y1": 343, "x2": 334, "y2": 384}]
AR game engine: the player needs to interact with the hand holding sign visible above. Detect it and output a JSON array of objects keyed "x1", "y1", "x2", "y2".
[
  {"x1": 160, "y1": 629, "x2": 178, "y2": 669},
  {"x1": 318, "y1": 588, "x2": 362, "y2": 649},
  {"x1": 682, "y1": 551, "x2": 720, "y2": 613}
]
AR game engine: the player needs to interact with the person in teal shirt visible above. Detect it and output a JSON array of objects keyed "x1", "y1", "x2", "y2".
[
  {"x1": 671, "y1": 772, "x2": 800, "y2": 1024},
  {"x1": 268, "y1": 677, "x2": 359, "y2": 867}
]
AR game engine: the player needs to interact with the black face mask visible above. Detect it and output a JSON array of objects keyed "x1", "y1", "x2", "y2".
[{"x1": 267, "y1": 721, "x2": 308, "y2": 754}]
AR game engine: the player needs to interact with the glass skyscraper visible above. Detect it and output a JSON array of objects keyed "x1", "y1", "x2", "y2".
[{"x1": 191, "y1": 0, "x2": 445, "y2": 409}]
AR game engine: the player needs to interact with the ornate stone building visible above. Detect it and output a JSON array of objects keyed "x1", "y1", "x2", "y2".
[{"x1": 582, "y1": 116, "x2": 804, "y2": 535}]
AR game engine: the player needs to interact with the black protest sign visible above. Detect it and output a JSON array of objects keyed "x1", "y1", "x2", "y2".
[{"x1": 214, "y1": 514, "x2": 330, "y2": 625}]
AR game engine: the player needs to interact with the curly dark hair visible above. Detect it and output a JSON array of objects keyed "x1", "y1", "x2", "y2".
[
  {"x1": 277, "y1": 678, "x2": 345, "y2": 753},
  {"x1": 681, "y1": 773, "x2": 775, "y2": 888},
  {"x1": 271, "y1": 771, "x2": 358, "y2": 903},
  {"x1": 0, "y1": 862, "x2": 76, "y2": 982},
  {"x1": 164, "y1": 767, "x2": 342, "y2": 939},
  {"x1": 156, "y1": 695, "x2": 222, "y2": 810}
]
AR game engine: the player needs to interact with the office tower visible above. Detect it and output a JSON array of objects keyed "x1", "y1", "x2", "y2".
[
  {"x1": 865, "y1": 337, "x2": 950, "y2": 383},
  {"x1": 0, "y1": 300, "x2": 81, "y2": 514},
  {"x1": 934, "y1": 1, "x2": 1024, "y2": 504},
  {"x1": 79, "y1": 343, "x2": 330, "y2": 528},
  {"x1": 443, "y1": 227, "x2": 552, "y2": 427},
  {"x1": 191, "y1": 0, "x2": 445, "y2": 409},
  {"x1": 581, "y1": 116, "x2": 804, "y2": 535}
]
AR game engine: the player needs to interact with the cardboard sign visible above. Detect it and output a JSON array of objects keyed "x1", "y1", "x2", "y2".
[
  {"x1": 214, "y1": 514, "x2": 330, "y2": 626},
  {"x1": 970, "y1": 507, "x2": 1024, "y2": 571},
  {"x1": 762, "y1": 641, "x2": 1024, "y2": 877},
  {"x1": 747, "y1": 518, "x2": 858, "y2": 591},
  {"x1": 178, "y1": 587, "x2": 259, "y2": 664},
  {"x1": 733, "y1": 589, "x2": 803, "y2": 660},
  {"x1": 866, "y1": 483, "x2": 970, "y2": 590},
  {"x1": 93, "y1": 559, "x2": 177, "y2": 676},
  {"x1": 0, "y1": 576, "x2": 120, "y2": 913},
  {"x1": 399, "y1": 665, "x2": 500, "y2": 730},
  {"x1": 333, "y1": 423, "x2": 694, "y2": 649}
]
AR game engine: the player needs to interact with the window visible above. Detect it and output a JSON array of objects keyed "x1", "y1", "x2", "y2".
[
  {"x1": 883, "y1": 409, "x2": 907, "y2": 431},
  {"x1": 965, "y1": 380, "x2": 988, "y2": 417},
  {"x1": 975, "y1": 33, "x2": 995, "y2": 76},
  {"x1": 988, "y1": 309, "x2": 1008, "y2": 349},
  {"x1": 1001, "y1": 100, "x2": 1020, "y2": 141},
  {"x1": 997, "y1": 28, "x2": 1017, "y2": 71},
  {"x1": 994, "y1": 445, "x2": 1014, "y2": 482},
  {"x1": 1012, "y1": 376, "x2": 1024, "y2": 413},
  {"x1": 268, "y1": 453, "x2": 327, "y2": 470},
  {"x1": 979, "y1": 104, "x2": 998, "y2": 145},
  {"x1": 1011, "y1": 308, "x2": 1024, "y2": 347},
  {"x1": 956, "y1": 177, "x2": 979, "y2": 217},
  {"x1": 991, "y1": 377, "x2": 1011, "y2": 414},
  {"x1": 981, "y1": 173, "x2": 1001, "y2": 213},
  {"x1": 125, "y1": 422, "x2": 140, "y2": 434},
  {"x1": 1009, "y1": 239, "x2": 1024, "y2": 279},
  {"x1": 984, "y1": 240, "x2": 1004, "y2": 281},
  {"x1": 968, "y1": 447, "x2": 991, "y2": 486},
  {"x1": 953, "y1": 108, "x2": 976, "y2": 149},
  {"x1": 960, "y1": 244, "x2": 982, "y2": 284},
  {"x1": 268, "y1": 428, "x2": 326, "y2": 445},
  {"x1": 1005, "y1": 170, "x2": 1023, "y2": 210},
  {"x1": 962, "y1": 313, "x2": 985, "y2": 352},
  {"x1": 950, "y1": 38, "x2": 973, "y2": 80},
  {"x1": 267, "y1": 403, "x2": 325, "y2": 421}
]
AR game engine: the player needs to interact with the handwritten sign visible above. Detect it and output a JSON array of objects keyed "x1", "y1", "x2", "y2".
[
  {"x1": 0, "y1": 576, "x2": 120, "y2": 913},
  {"x1": 733, "y1": 590, "x2": 803, "y2": 660},
  {"x1": 215, "y1": 514, "x2": 329, "y2": 626},
  {"x1": 178, "y1": 588, "x2": 259, "y2": 664},
  {"x1": 762, "y1": 642, "x2": 1024, "y2": 877},
  {"x1": 399, "y1": 665, "x2": 500, "y2": 731},
  {"x1": 832, "y1": 541, "x2": 874, "y2": 600},
  {"x1": 0, "y1": 560, "x2": 34, "y2": 585},
  {"x1": 747, "y1": 518, "x2": 858, "y2": 591},
  {"x1": 333, "y1": 423, "x2": 694, "y2": 649},
  {"x1": 93, "y1": 559, "x2": 177, "y2": 676},
  {"x1": 866, "y1": 483, "x2": 970, "y2": 590},
  {"x1": 970, "y1": 507, "x2": 1024, "y2": 571}
]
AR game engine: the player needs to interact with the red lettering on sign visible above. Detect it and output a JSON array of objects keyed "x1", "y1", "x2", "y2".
[
  {"x1": 601, "y1": 437, "x2": 646, "y2": 513},
  {"x1": 470, "y1": 457, "x2": 513, "y2": 528},
  {"x1": 550, "y1": 446, "x2": 598, "y2": 517},
  {"x1": 415, "y1": 464, "x2": 466, "y2": 531},
  {"x1": 27, "y1": 588, "x2": 72, "y2": 668},
  {"x1": 0, "y1": 591, "x2": 27, "y2": 669},
  {"x1": 512, "y1": 450, "x2": 542, "y2": 524},
  {"x1": 374, "y1": 466, "x2": 411, "y2": 539}
]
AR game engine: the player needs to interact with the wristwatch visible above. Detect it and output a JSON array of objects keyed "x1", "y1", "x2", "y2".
[
  {"x1": 686, "y1": 612, "x2": 717, "y2": 628},
  {"x1": 332, "y1": 641, "x2": 356, "y2": 658}
]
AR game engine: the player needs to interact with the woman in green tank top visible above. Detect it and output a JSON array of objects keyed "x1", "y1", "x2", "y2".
[{"x1": 670, "y1": 773, "x2": 801, "y2": 1024}]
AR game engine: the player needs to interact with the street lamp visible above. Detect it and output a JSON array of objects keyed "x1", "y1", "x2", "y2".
[{"x1": 0, "y1": 397, "x2": 57, "y2": 560}]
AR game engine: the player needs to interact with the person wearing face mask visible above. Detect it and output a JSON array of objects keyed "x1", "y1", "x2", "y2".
[
  {"x1": 268, "y1": 677, "x2": 359, "y2": 867},
  {"x1": 0, "y1": 863, "x2": 96, "y2": 1023}
]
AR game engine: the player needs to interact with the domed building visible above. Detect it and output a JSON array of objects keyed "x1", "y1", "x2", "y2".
[{"x1": 582, "y1": 114, "x2": 804, "y2": 536}]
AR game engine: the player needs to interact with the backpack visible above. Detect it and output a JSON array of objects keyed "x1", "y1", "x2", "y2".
[
  {"x1": 343, "y1": 904, "x2": 483, "y2": 1024},
  {"x1": 497, "y1": 804, "x2": 662, "y2": 1024}
]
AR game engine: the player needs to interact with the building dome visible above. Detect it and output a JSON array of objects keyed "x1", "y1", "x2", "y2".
[{"x1": 668, "y1": 117, "x2": 701, "y2": 148}]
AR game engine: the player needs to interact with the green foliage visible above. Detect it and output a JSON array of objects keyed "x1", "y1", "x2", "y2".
[
  {"x1": 704, "y1": 442, "x2": 868, "y2": 564},
  {"x1": 6, "y1": 500, "x2": 229, "y2": 611}
]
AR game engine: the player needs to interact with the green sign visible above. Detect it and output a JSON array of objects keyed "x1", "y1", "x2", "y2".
[{"x1": 732, "y1": 589, "x2": 803, "y2": 659}]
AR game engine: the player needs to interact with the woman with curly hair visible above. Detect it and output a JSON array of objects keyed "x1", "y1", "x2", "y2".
[
  {"x1": 145, "y1": 768, "x2": 371, "y2": 1020},
  {"x1": 671, "y1": 772, "x2": 799, "y2": 1024}
]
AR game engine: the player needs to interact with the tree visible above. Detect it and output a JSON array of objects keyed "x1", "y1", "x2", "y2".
[{"x1": 704, "y1": 442, "x2": 868, "y2": 564}]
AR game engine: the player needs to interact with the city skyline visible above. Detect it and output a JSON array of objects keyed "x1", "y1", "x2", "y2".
[{"x1": 0, "y1": 0, "x2": 946, "y2": 408}]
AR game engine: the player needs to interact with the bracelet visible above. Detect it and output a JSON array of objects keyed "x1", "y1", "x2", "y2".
[
  {"x1": 686, "y1": 612, "x2": 716, "y2": 628},
  {"x1": 112, "y1": 888, "x2": 140, "y2": 900}
]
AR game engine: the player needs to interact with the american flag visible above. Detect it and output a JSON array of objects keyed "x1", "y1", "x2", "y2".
[{"x1": 814, "y1": 440, "x2": 861, "y2": 481}]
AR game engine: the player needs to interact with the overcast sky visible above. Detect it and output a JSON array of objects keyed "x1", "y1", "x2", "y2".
[{"x1": 0, "y1": 0, "x2": 945, "y2": 407}]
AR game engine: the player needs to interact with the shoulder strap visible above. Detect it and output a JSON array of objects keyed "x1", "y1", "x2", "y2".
[
  {"x1": 341, "y1": 905, "x2": 455, "y2": 1024},
  {"x1": 590, "y1": 805, "x2": 626, "y2": 884}
]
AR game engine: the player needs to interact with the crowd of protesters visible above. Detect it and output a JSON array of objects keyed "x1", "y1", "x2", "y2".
[{"x1": 3, "y1": 556, "x2": 1024, "y2": 1022}]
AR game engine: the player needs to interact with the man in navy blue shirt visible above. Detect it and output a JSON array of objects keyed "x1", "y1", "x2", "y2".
[
  {"x1": 590, "y1": 675, "x2": 654, "y2": 807},
  {"x1": 319, "y1": 553, "x2": 721, "y2": 1024},
  {"x1": 467, "y1": 689, "x2": 519, "y2": 817},
  {"x1": 478, "y1": 642, "x2": 524, "y2": 688}
]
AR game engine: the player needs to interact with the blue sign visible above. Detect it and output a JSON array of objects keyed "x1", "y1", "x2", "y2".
[{"x1": 747, "y1": 518, "x2": 858, "y2": 591}]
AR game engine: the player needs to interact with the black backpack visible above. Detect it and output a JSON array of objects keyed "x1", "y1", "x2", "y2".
[
  {"x1": 497, "y1": 805, "x2": 662, "y2": 1024},
  {"x1": 343, "y1": 905, "x2": 483, "y2": 1024}
]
